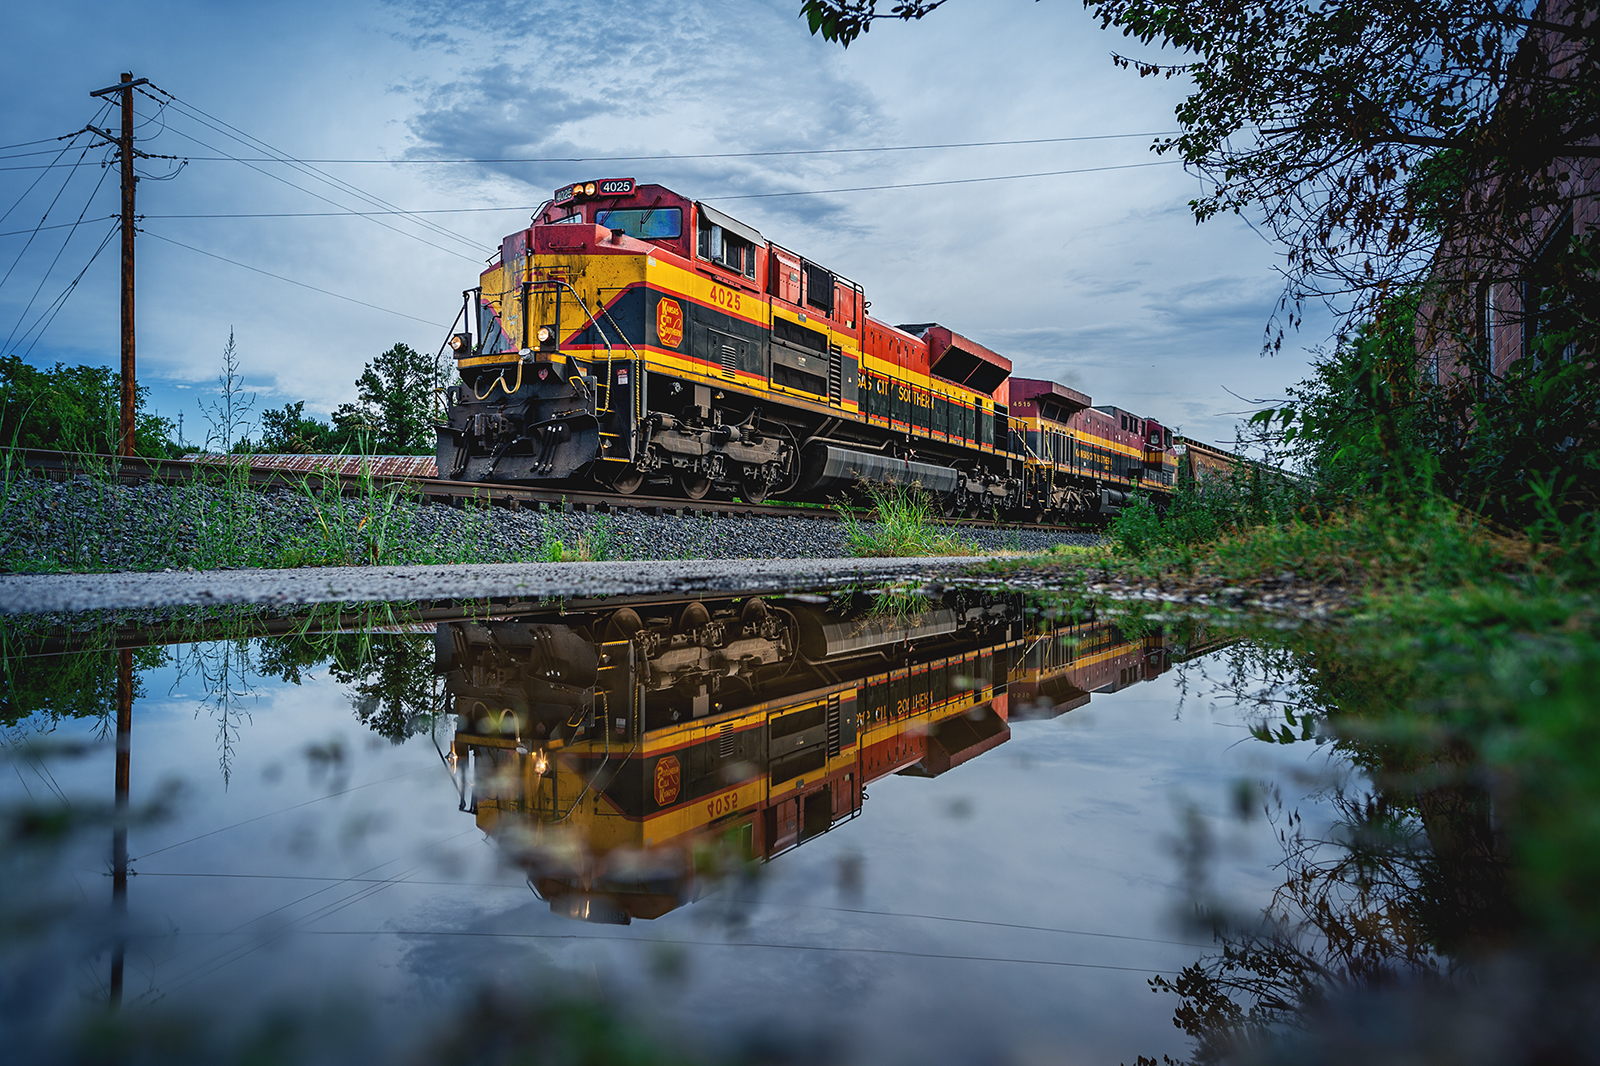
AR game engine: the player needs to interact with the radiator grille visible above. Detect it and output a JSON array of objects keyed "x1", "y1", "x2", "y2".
[{"x1": 826, "y1": 694, "x2": 842, "y2": 757}]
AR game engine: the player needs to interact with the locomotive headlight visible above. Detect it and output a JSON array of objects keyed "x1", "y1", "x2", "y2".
[
  {"x1": 583, "y1": 181, "x2": 597, "y2": 196},
  {"x1": 448, "y1": 332, "x2": 471, "y2": 353},
  {"x1": 536, "y1": 326, "x2": 553, "y2": 344}
]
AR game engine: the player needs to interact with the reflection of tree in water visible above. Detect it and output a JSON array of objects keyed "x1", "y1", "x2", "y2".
[
  {"x1": 0, "y1": 645, "x2": 166, "y2": 737},
  {"x1": 1142, "y1": 641, "x2": 1518, "y2": 1065},
  {"x1": 328, "y1": 633, "x2": 440, "y2": 743},
  {"x1": 255, "y1": 626, "x2": 440, "y2": 743}
]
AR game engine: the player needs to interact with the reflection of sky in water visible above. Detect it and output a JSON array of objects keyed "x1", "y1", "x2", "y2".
[{"x1": 6, "y1": 625, "x2": 1333, "y2": 1064}]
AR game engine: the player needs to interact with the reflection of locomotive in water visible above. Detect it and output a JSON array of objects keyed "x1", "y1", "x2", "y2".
[{"x1": 440, "y1": 592, "x2": 1209, "y2": 924}]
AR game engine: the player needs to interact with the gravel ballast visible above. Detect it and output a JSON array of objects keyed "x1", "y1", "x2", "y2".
[{"x1": 1, "y1": 475, "x2": 1100, "y2": 573}]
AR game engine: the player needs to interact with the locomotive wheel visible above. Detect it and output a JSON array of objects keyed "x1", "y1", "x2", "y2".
[
  {"x1": 739, "y1": 473, "x2": 770, "y2": 504},
  {"x1": 603, "y1": 608, "x2": 643, "y2": 642},
  {"x1": 676, "y1": 601, "x2": 711, "y2": 633},
  {"x1": 678, "y1": 470, "x2": 712, "y2": 500},
  {"x1": 740, "y1": 597, "x2": 769, "y2": 628},
  {"x1": 609, "y1": 467, "x2": 644, "y2": 495}
]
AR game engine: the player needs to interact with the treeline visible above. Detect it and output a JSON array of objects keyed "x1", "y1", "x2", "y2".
[
  {"x1": 252, "y1": 342, "x2": 445, "y2": 456},
  {"x1": 0, "y1": 340, "x2": 446, "y2": 459}
]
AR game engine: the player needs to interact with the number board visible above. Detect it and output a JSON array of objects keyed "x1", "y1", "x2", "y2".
[{"x1": 553, "y1": 178, "x2": 636, "y2": 203}]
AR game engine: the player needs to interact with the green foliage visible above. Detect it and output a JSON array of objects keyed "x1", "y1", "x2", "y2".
[
  {"x1": 798, "y1": 0, "x2": 947, "y2": 46},
  {"x1": 838, "y1": 480, "x2": 979, "y2": 557},
  {"x1": 537, "y1": 516, "x2": 613, "y2": 563},
  {"x1": 804, "y1": 1, "x2": 1598, "y2": 337},
  {"x1": 1109, "y1": 461, "x2": 1309, "y2": 560},
  {"x1": 0, "y1": 354, "x2": 175, "y2": 456},
  {"x1": 250, "y1": 342, "x2": 442, "y2": 456},
  {"x1": 0, "y1": 645, "x2": 167, "y2": 730},
  {"x1": 337, "y1": 342, "x2": 445, "y2": 455},
  {"x1": 202, "y1": 329, "x2": 256, "y2": 454},
  {"x1": 258, "y1": 400, "x2": 366, "y2": 455}
]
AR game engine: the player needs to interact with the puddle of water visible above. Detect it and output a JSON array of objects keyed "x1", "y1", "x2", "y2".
[{"x1": 1, "y1": 590, "x2": 1340, "y2": 1063}]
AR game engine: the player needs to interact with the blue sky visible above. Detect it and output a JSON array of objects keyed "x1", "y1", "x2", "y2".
[{"x1": 1, "y1": 0, "x2": 1328, "y2": 451}]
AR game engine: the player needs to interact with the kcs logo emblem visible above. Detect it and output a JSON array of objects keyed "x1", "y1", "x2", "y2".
[
  {"x1": 654, "y1": 754, "x2": 681, "y2": 807},
  {"x1": 656, "y1": 298, "x2": 683, "y2": 349}
]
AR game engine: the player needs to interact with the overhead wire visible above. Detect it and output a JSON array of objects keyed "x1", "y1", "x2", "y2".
[
  {"x1": 0, "y1": 135, "x2": 85, "y2": 152},
  {"x1": 130, "y1": 160, "x2": 1181, "y2": 223},
  {"x1": 705, "y1": 159, "x2": 1180, "y2": 200},
  {"x1": 12, "y1": 223, "x2": 120, "y2": 360},
  {"x1": 2, "y1": 159, "x2": 115, "y2": 352},
  {"x1": 0, "y1": 130, "x2": 1180, "y2": 165},
  {"x1": 0, "y1": 217, "x2": 117, "y2": 239},
  {"x1": 132, "y1": 870, "x2": 1215, "y2": 950},
  {"x1": 293, "y1": 928, "x2": 1186, "y2": 975},
  {"x1": 0, "y1": 103, "x2": 111, "y2": 228},
  {"x1": 0, "y1": 127, "x2": 104, "y2": 295},
  {"x1": 144, "y1": 830, "x2": 484, "y2": 1001},
  {"x1": 141, "y1": 230, "x2": 449, "y2": 327},
  {"x1": 141, "y1": 84, "x2": 488, "y2": 259},
  {"x1": 145, "y1": 119, "x2": 483, "y2": 262}
]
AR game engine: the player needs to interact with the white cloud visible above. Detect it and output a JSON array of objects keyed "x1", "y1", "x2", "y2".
[{"x1": 2, "y1": 0, "x2": 1322, "y2": 448}]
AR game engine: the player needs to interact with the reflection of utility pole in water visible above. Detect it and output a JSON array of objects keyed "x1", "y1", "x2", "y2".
[{"x1": 110, "y1": 649, "x2": 132, "y2": 1008}]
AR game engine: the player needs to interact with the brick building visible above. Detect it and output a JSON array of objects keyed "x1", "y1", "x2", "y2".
[{"x1": 1419, "y1": 0, "x2": 1598, "y2": 382}]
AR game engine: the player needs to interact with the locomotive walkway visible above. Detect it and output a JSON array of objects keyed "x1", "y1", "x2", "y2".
[{"x1": 0, "y1": 555, "x2": 999, "y2": 615}]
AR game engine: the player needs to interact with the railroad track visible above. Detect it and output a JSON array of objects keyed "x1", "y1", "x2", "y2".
[{"x1": 12, "y1": 448, "x2": 1097, "y2": 533}]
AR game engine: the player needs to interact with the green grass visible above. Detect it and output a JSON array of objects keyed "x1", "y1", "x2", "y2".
[
  {"x1": 0, "y1": 449, "x2": 619, "y2": 572},
  {"x1": 837, "y1": 480, "x2": 981, "y2": 557}
]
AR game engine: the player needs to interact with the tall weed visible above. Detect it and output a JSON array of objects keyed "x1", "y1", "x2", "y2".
[{"x1": 838, "y1": 481, "x2": 979, "y2": 557}]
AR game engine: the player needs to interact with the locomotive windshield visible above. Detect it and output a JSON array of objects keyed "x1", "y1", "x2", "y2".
[{"x1": 594, "y1": 207, "x2": 682, "y2": 239}]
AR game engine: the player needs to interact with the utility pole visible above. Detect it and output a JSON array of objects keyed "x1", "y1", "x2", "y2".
[
  {"x1": 89, "y1": 73, "x2": 148, "y2": 458},
  {"x1": 109, "y1": 648, "x2": 133, "y2": 1008}
]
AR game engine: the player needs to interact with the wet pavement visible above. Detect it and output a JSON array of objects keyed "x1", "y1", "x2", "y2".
[{"x1": 0, "y1": 556, "x2": 994, "y2": 615}]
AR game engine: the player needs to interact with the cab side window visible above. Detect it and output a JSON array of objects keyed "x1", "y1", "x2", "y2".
[{"x1": 698, "y1": 216, "x2": 756, "y2": 279}]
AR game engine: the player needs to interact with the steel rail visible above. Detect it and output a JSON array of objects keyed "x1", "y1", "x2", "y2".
[{"x1": 10, "y1": 448, "x2": 1097, "y2": 532}]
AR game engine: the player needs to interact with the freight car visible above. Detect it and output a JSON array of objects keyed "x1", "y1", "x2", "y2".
[{"x1": 437, "y1": 177, "x2": 1192, "y2": 519}]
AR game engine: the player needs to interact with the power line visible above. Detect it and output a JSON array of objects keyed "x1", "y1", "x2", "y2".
[
  {"x1": 144, "y1": 206, "x2": 541, "y2": 219},
  {"x1": 138, "y1": 160, "x2": 1182, "y2": 222},
  {"x1": 295, "y1": 929, "x2": 1184, "y2": 975},
  {"x1": 0, "y1": 216, "x2": 117, "y2": 238},
  {"x1": 132, "y1": 764, "x2": 432, "y2": 861},
  {"x1": 0, "y1": 131, "x2": 1180, "y2": 166},
  {"x1": 0, "y1": 107, "x2": 110, "y2": 228},
  {"x1": 704, "y1": 159, "x2": 1180, "y2": 201},
  {"x1": 134, "y1": 871, "x2": 1214, "y2": 950},
  {"x1": 0, "y1": 135, "x2": 84, "y2": 152},
  {"x1": 10, "y1": 223, "x2": 120, "y2": 360},
  {"x1": 2, "y1": 161, "x2": 115, "y2": 352},
  {"x1": 149, "y1": 120, "x2": 484, "y2": 262},
  {"x1": 141, "y1": 230, "x2": 449, "y2": 327},
  {"x1": 143, "y1": 85, "x2": 487, "y2": 259},
  {"x1": 0, "y1": 132, "x2": 101, "y2": 294}
]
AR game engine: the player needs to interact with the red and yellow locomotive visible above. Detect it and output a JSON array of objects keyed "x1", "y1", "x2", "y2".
[{"x1": 439, "y1": 177, "x2": 1187, "y2": 519}]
